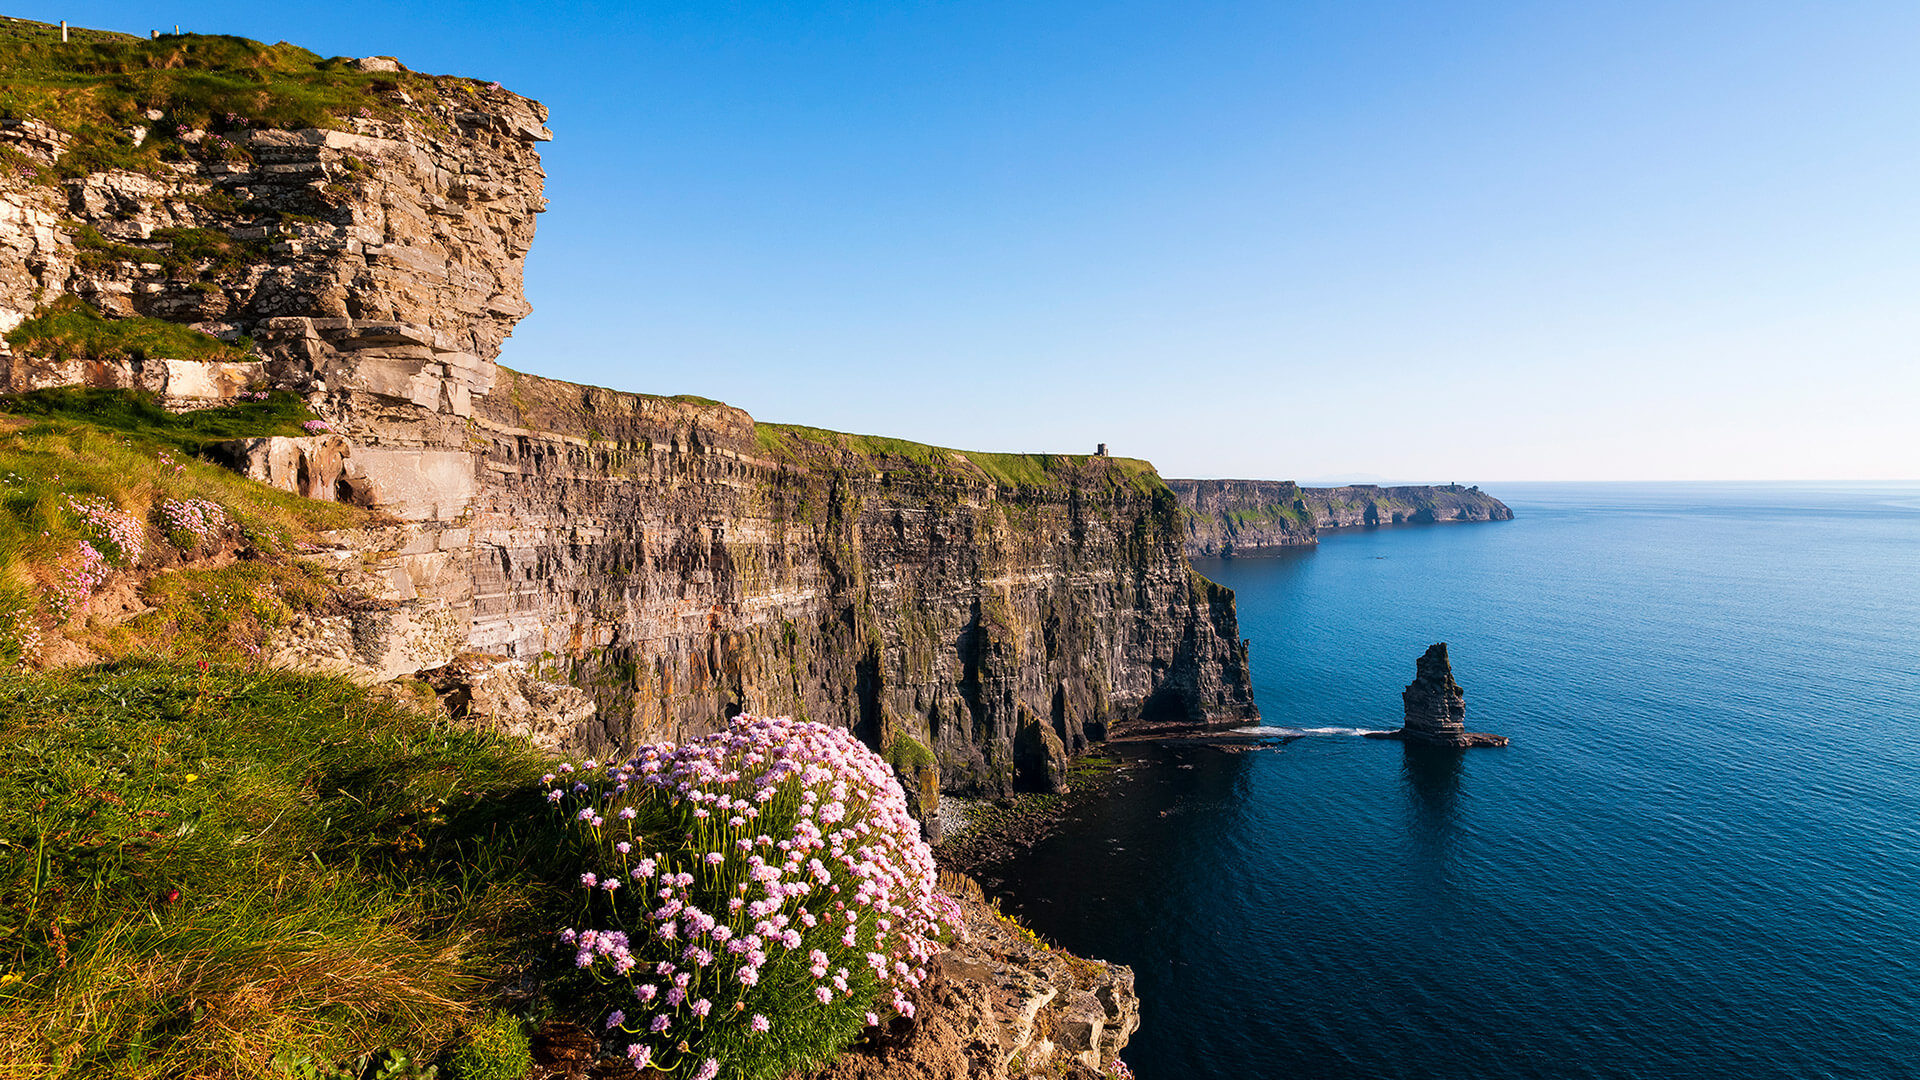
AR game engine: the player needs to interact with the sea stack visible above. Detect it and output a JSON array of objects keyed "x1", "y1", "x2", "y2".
[{"x1": 1366, "y1": 643, "x2": 1509, "y2": 748}]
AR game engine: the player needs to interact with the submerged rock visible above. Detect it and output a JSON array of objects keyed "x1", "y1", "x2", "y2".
[{"x1": 1366, "y1": 643, "x2": 1508, "y2": 748}]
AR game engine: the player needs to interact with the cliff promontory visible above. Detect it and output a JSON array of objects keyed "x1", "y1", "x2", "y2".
[
  {"x1": 1168, "y1": 478, "x2": 1513, "y2": 558},
  {"x1": 0, "y1": 22, "x2": 1234, "y2": 1078},
  {"x1": 0, "y1": 23, "x2": 1256, "y2": 798}
]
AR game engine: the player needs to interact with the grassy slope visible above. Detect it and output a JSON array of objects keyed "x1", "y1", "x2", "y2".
[
  {"x1": 7, "y1": 298, "x2": 255, "y2": 365},
  {"x1": 0, "y1": 16, "x2": 491, "y2": 179},
  {"x1": 0, "y1": 388, "x2": 363, "y2": 666},
  {"x1": 0, "y1": 392, "x2": 589, "y2": 1076},
  {"x1": 0, "y1": 662, "x2": 568, "y2": 1077}
]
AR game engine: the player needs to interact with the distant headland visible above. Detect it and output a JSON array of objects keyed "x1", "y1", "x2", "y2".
[{"x1": 1166, "y1": 479, "x2": 1513, "y2": 558}]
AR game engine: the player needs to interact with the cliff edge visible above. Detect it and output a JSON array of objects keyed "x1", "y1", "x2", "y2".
[{"x1": 0, "y1": 21, "x2": 1257, "y2": 797}]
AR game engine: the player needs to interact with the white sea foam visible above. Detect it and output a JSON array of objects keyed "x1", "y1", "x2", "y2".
[{"x1": 1231, "y1": 725, "x2": 1394, "y2": 737}]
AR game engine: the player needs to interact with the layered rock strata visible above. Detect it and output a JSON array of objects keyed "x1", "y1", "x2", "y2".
[
  {"x1": 0, "y1": 61, "x2": 549, "y2": 447},
  {"x1": 818, "y1": 878, "x2": 1140, "y2": 1078},
  {"x1": 0, "y1": 39, "x2": 1256, "y2": 795},
  {"x1": 1365, "y1": 642, "x2": 1508, "y2": 748},
  {"x1": 460, "y1": 370, "x2": 1258, "y2": 794},
  {"x1": 1168, "y1": 478, "x2": 1512, "y2": 558}
]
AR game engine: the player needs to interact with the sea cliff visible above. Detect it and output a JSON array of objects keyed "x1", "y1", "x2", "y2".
[
  {"x1": 0, "y1": 25, "x2": 1255, "y2": 794},
  {"x1": 1167, "y1": 478, "x2": 1513, "y2": 558}
]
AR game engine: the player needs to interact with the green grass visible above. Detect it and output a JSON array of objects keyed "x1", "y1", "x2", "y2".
[
  {"x1": 0, "y1": 661, "x2": 572, "y2": 1078},
  {"x1": 0, "y1": 390, "x2": 362, "y2": 663},
  {"x1": 102, "y1": 560, "x2": 338, "y2": 662},
  {"x1": 0, "y1": 386, "x2": 320, "y2": 452},
  {"x1": 6, "y1": 298, "x2": 254, "y2": 365},
  {"x1": 0, "y1": 17, "x2": 491, "y2": 180},
  {"x1": 754, "y1": 421, "x2": 1168, "y2": 496},
  {"x1": 443, "y1": 1011, "x2": 532, "y2": 1080}
]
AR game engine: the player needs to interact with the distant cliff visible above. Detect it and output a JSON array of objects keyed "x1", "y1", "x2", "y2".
[
  {"x1": 0, "y1": 26, "x2": 1257, "y2": 795},
  {"x1": 1168, "y1": 478, "x2": 1513, "y2": 558}
]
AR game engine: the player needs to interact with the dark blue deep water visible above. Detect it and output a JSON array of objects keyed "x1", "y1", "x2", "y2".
[{"x1": 982, "y1": 484, "x2": 1920, "y2": 1080}]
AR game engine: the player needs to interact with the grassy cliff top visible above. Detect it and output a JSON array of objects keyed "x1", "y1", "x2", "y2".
[
  {"x1": 489, "y1": 367, "x2": 1172, "y2": 499},
  {"x1": 754, "y1": 421, "x2": 1168, "y2": 497},
  {"x1": 0, "y1": 16, "x2": 507, "y2": 177}
]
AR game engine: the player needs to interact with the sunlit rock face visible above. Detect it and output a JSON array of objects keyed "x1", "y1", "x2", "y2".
[
  {"x1": 0, "y1": 60, "x2": 1258, "y2": 793},
  {"x1": 0, "y1": 76, "x2": 549, "y2": 417}
]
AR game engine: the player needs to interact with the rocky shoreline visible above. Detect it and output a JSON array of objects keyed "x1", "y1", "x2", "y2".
[{"x1": 932, "y1": 752, "x2": 1138, "y2": 877}]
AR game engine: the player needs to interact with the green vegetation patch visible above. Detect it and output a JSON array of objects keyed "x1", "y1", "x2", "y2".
[
  {"x1": 103, "y1": 560, "x2": 336, "y2": 661},
  {"x1": 445, "y1": 1011, "x2": 533, "y2": 1080},
  {"x1": 0, "y1": 385, "x2": 320, "y2": 452},
  {"x1": 0, "y1": 392, "x2": 362, "y2": 663},
  {"x1": 755, "y1": 422, "x2": 1168, "y2": 497},
  {"x1": 6, "y1": 297, "x2": 253, "y2": 365},
  {"x1": 0, "y1": 18, "x2": 477, "y2": 179},
  {"x1": 885, "y1": 731, "x2": 935, "y2": 773},
  {"x1": 0, "y1": 661, "x2": 567, "y2": 1078}
]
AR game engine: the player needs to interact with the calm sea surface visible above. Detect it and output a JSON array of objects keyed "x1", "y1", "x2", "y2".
[{"x1": 981, "y1": 483, "x2": 1920, "y2": 1080}]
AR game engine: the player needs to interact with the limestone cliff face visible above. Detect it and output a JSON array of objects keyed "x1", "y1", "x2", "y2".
[
  {"x1": 0, "y1": 47, "x2": 1256, "y2": 794},
  {"x1": 1167, "y1": 479, "x2": 1317, "y2": 557},
  {"x1": 1168, "y1": 478, "x2": 1513, "y2": 558},
  {"x1": 465, "y1": 371, "x2": 1256, "y2": 793},
  {"x1": 0, "y1": 71, "x2": 549, "y2": 419}
]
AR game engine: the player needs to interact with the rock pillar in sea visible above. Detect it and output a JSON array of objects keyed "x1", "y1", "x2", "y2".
[
  {"x1": 1402, "y1": 642, "x2": 1468, "y2": 739},
  {"x1": 1365, "y1": 643, "x2": 1509, "y2": 748}
]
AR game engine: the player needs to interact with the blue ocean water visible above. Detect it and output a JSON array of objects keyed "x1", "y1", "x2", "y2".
[{"x1": 981, "y1": 484, "x2": 1920, "y2": 1080}]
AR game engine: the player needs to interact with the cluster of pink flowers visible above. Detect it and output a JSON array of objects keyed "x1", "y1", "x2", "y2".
[
  {"x1": 243, "y1": 390, "x2": 273, "y2": 401},
  {"x1": 47, "y1": 541, "x2": 109, "y2": 620},
  {"x1": 2, "y1": 605, "x2": 42, "y2": 667},
  {"x1": 66, "y1": 494, "x2": 145, "y2": 567},
  {"x1": 158, "y1": 499, "x2": 227, "y2": 550},
  {"x1": 155, "y1": 450, "x2": 186, "y2": 476},
  {"x1": 550, "y1": 715, "x2": 951, "y2": 1074},
  {"x1": 301, "y1": 419, "x2": 332, "y2": 434}
]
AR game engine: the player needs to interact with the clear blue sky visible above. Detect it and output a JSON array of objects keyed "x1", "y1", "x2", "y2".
[{"x1": 33, "y1": 2, "x2": 1920, "y2": 481}]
